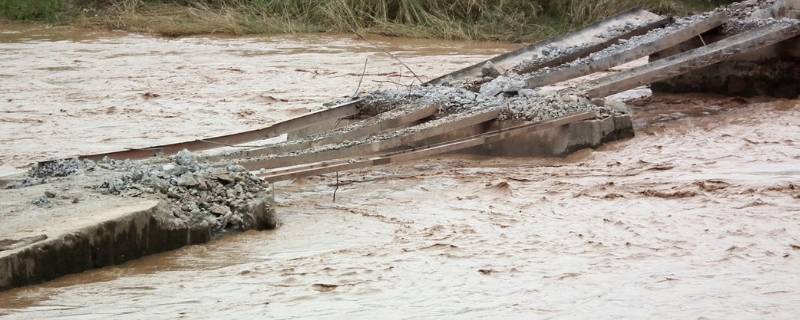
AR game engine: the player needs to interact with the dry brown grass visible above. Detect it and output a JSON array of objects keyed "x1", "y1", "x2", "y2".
[{"x1": 7, "y1": 0, "x2": 735, "y2": 40}]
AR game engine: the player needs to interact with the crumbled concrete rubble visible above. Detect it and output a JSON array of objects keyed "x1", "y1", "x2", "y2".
[
  {"x1": 500, "y1": 92, "x2": 607, "y2": 121},
  {"x1": 356, "y1": 93, "x2": 404, "y2": 116},
  {"x1": 361, "y1": 84, "x2": 612, "y2": 122},
  {"x1": 479, "y1": 75, "x2": 527, "y2": 97},
  {"x1": 724, "y1": 15, "x2": 798, "y2": 33},
  {"x1": 14, "y1": 151, "x2": 271, "y2": 234},
  {"x1": 511, "y1": 44, "x2": 581, "y2": 74},
  {"x1": 362, "y1": 86, "x2": 492, "y2": 115},
  {"x1": 718, "y1": 0, "x2": 794, "y2": 32},
  {"x1": 510, "y1": 0, "x2": 783, "y2": 77},
  {"x1": 720, "y1": 0, "x2": 780, "y2": 20},
  {"x1": 29, "y1": 189, "x2": 80, "y2": 208},
  {"x1": 94, "y1": 151, "x2": 269, "y2": 233},
  {"x1": 19, "y1": 158, "x2": 87, "y2": 186},
  {"x1": 651, "y1": 0, "x2": 799, "y2": 97}
]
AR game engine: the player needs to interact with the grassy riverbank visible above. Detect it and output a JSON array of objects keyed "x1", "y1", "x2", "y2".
[{"x1": 1, "y1": 0, "x2": 734, "y2": 41}]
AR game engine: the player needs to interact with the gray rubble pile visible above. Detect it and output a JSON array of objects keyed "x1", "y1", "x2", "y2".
[
  {"x1": 501, "y1": 93, "x2": 609, "y2": 121},
  {"x1": 479, "y1": 75, "x2": 527, "y2": 97},
  {"x1": 510, "y1": 44, "x2": 581, "y2": 74},
  {"x1": 720, "y1": 0, "x2": 780, "y2": 20},
  {"x1": 18, "y1": 158, "x2": 89, "y2": 187},
  {"x1": 719, "y1": 0, "x2": 797, "y2": 32},
  {"x1": 27, "y1": 158, "x2": 84, "y2": 178},
  {"x1": 723, "y1": 16, "x2": 798, "y2": 33},
  {"x1": 94, "y1": 150, "x2": 269, "y2": 233},
  {"x1": 362, "y1": 86, "x2": 500, "y2": 115},
  {"x1": 360, "y1": 84, "x2": 611, "y2": 122}
]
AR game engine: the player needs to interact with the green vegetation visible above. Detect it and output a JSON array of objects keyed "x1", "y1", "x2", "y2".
[
  {"x1": 1, "y1": 0, "x2": 735, "y2": 41},
  {"x1": 0, "y1": 0, "x2": 63, "y2": 21}
]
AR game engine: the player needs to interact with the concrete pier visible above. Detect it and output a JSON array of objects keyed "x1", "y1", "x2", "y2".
[{"x1": 0, "y1": 179, "x2": 275, "y2": 291}]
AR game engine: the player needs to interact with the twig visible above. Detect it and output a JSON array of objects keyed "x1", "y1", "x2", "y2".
[
  {"x1": 352, "y1": 30, "x2": 424, "y2": 85},
  {"x1": 333, "y1": 171, "x2": 340, "y2": 202},
  {"x1": 698, "y1": 34, "x2": 707, "y2": 46},
  {"x1": 352, "y1": 57, "x2": 368, "y2": 98},
  {"x1": 325, "y1": 174, "x2": 416, "y2": 187}
]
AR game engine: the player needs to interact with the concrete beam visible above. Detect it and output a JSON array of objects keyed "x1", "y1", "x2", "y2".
[
  {"x1": 207, "y1": 104, "x2": 439, "y2": 162},
  {"x1": 238, "y1": 108, "x2": 504, "y2": 170},
  {"x1": 259, "y1": 112, "x2": 596, "y2": 182},
  {"x1": 426, "y1": 8, "x2": 670, "y2": 85},
  {"x1": 41, "y1": 100, "x2": 362, "y2": 164},
  {"x1": 584, "y1": 21, "x2": 800, "y2": 98},
  {"x1": 524, "y1": 13, "x2": 727, "y2": 89}
]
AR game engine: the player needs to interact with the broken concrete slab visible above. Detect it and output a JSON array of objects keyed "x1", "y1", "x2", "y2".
[
  {"x1": 524, "y1": 13, "x2": 728, "y2": 89},
  {"x1": 258, "y1": 112, "x2": 597, "y2": 182},
  {"x1": 426, "y1": 8, "x2": 670, "y2": 86},
  {"x1": 653, "y1": 1, "x2": 800, "y2": 97},
  {"x1": 584, "y1": 20, "x2": 800, "y2": 98},
  {"x1": 0, "y1": 196, "x2": 274, "y2": 291},
  {"x1": 415, "y1": 114, "x2": 634, "y2": 157},
  {"x1": 49, "y1": 100, "x2": 362, "y2": 163}
]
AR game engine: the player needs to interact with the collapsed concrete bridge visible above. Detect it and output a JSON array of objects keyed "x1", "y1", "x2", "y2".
[
  {"x1": 1, "y1": 0, "x2": 799, "y2": 291},
  {"x1": 40, "y1": 2, "x2": 799, "y2": 183}
]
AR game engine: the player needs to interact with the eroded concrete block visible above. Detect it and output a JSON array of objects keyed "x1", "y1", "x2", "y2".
[
  {"x1": 445, "y1": 114, "x2": 634, "y2": 157},
  {"x1": 0, "y1": 196, "x2": 275, "y2": 291}
]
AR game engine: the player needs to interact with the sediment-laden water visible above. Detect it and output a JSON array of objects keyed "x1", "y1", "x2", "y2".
[{"x1": 1, "y1": 22, "x2": 799, "y2": 320}]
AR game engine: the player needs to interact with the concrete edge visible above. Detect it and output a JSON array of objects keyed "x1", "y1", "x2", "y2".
[
  {"x1": 482, "y1": 114, "x2": 634, "y2": 156},
  {"x1": 411, "y1": 113, "x2": 634, "y2": 157},
  {"x1": 0, "y1": 196, "x2": 276, "y2": 291},
  {"x1": 562, "y1": 114, "x2": 635, "y2": 154}
]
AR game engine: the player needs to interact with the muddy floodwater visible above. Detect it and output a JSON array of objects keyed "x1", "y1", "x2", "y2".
[{"x1": 2, "y1": 23, "x2": 800, "y2": 319}]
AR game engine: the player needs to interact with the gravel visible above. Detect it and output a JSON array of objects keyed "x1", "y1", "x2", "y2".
[
  {"x1": 501, "y1": 92, "x2": 610, "y2": 121},
  {"x1": 719, "y1": 0, "x2": 779, "y2": 20},
  {"x1": 360, "y1": 84, "x2": 612, "y2": 122},
  {"x1": 718, "y1": 0, "x2": 789, "y2": 33},
  {"x1": 723, "y1": 16, "x2": 798, "y2": 33},
  {"x1": 23, "y1": 158, "x2": 86, "y2": 183},
  {"x1": 510, "y1": 44, "x2": 581, "y2": 74},
  {"x1": 94, "y1": 150, "x2": 270, "y2": 233}
]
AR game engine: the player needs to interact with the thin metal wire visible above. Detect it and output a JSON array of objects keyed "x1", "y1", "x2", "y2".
[{"x1": 352, "y1": 57, "x2": 368, "y2": 97}]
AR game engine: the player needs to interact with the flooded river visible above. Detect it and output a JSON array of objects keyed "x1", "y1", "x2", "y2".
[{"x1": 2, "y1": 22, "x2": 800, "y2": 319}]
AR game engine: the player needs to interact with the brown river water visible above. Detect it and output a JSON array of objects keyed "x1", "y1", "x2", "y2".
[{"x1": 1, "y1": 22, "x2": 800, "y2": 319}]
